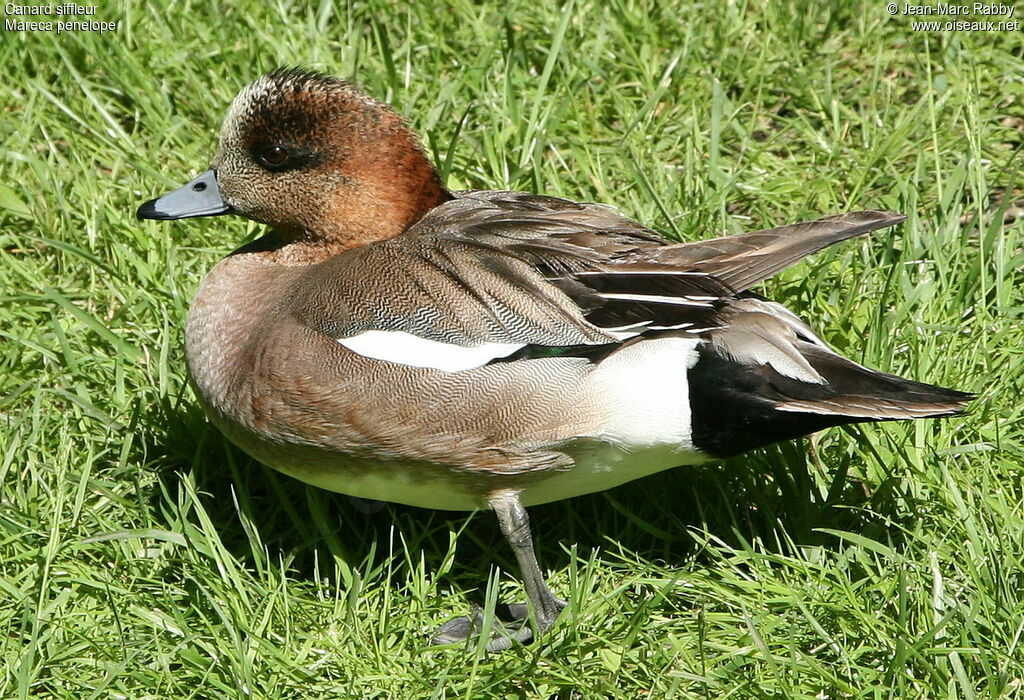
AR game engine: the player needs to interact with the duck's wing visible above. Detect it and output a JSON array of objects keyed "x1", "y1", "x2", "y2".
[
  {"x1": 651, "y1": 210, "x2": 906, "y2": 291},
  {"x1": 291, "y1": 191, "x2": 902, "y2": 371}
]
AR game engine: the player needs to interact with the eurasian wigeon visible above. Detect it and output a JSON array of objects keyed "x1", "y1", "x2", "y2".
[{"x1": 138, "y1": 68, "x2": 971, "y2": 651}]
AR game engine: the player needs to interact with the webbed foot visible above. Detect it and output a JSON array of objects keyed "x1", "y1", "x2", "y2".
[
  {"x1": 431, "y1": 493, "x2": 566, "y2": 652},
  {"x1": 431, "y1": 599, "x2": 566, "y2": 651}
]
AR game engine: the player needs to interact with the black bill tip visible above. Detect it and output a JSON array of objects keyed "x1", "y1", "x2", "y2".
[{"x1": 137, "y1": 169, "x2": 234, "y2": 221}]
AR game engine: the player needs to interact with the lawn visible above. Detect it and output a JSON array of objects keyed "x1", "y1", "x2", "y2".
[{"x1": 1, "y1": 0, "x2": 1022, "y2": 697}]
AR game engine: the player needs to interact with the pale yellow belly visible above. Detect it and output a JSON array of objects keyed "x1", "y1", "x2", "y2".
[{"x1": 249, "y1": 438, "x2": 708, "y2": 511}]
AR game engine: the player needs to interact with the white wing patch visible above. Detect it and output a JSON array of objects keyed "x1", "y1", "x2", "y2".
[
  {"x1": 598, "y1": 292, "x2": 716, "y2": 307},
  {"x1": 337, "y1": 330, "x2": 524, "y2": 371}
]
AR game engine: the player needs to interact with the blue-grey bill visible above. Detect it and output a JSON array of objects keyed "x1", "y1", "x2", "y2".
[{"x1": 137, "y1": 169, "x2": 233, "y2": 220}]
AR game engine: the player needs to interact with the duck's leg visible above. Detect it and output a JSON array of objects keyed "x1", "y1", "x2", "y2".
[
  {"x1": 431, "y1": 492, "x2": 566, "y2": 651},
  {"x1": 488, "y1": 492, "x2": 567, "y2": 649}
]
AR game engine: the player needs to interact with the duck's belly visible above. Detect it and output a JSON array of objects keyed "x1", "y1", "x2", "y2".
[
  {"x1": 221, "y1": 425, "x2": 709, "y2": 511},
  {"x1": 519, "y1": 442, "x2": 710, "y2": 506},
  {"x1": 271, "y1": 455, "x2": 490, "y2": 510},
  {"x1": 299, "y1": 444, "x2": 710, "y2": 510},
  {"x1": 208, "y1": 415, "x2": 492, "y2": 510}
]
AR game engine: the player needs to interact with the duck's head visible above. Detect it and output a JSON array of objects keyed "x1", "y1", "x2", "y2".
[{"x1": 137, "y1": 69, "x2": 449, "y2": 254}]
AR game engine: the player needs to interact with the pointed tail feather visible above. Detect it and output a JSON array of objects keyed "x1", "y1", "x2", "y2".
[
  {"x1": 688, "y1": 329, "x2": 972, "y2": 458},
  {"x1": 655, "y1": 210, "x2": 907, "y2": 292},
  {"x1": 774, "y1": 344, "x2": 974, "y2": 419}
]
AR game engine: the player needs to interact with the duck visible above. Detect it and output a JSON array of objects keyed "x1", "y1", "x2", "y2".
[{"x1": 137, "y1": 68, "x2": 972, "y2": 651}]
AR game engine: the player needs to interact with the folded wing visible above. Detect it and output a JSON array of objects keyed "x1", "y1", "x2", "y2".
[{"x1": 291, "y1": 191, "x2": 907, "y2": 371}]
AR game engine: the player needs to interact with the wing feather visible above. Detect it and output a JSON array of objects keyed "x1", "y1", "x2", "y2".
[{"x1": 291, "y1": 191, "x2": 906, "y2": 371}]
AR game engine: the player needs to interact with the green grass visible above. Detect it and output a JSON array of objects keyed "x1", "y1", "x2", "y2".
[{"x1": 2, "y1": 0, "x2": 1022, "y2": 696}]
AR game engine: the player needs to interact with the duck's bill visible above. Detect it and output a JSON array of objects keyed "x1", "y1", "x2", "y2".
[{"x1": 136, "y1": 169, "x2": 234, "y2": 220}]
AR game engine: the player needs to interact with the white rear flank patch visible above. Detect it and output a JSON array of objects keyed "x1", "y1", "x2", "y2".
[
  {"x1": 588, "y1": 334, "x2": 700, "y2": 448},
  {"x1": 337, "y1": 330, "x2": 523, "y2": 371},
  {"x1": 518, "y1": 334, "x2": 707, "y2": 506}
]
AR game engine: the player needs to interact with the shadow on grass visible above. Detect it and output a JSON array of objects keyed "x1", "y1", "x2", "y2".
[{"x1": 142, "y1": 396, "x2": 916, "y2": 605}]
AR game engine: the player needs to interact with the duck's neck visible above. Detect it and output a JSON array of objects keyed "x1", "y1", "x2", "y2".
[
  {"x1": 337, "y1": 125, "x2": 452, "y2": 239},
  {"x1": 259, "y1": 123, "x2": 452, "y2": 266}
]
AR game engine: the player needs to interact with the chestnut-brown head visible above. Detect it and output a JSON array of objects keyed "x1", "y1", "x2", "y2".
[{"x1": 138, "y1": 69, "x2": 450, "y2": 256}]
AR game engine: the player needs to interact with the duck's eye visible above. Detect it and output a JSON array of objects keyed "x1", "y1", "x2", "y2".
[
  {"x1": 258, "y1": 145, "x2": 290, "y2": 168},
  {"x1": 252, "y1": 143, "x2": 321, "y2": 172}
]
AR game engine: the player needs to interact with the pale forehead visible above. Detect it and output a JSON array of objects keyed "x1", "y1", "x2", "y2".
[
  {"x1": 221, "y1": 74, "x2": 282, "y2": 142},
  {"x1": 219, "y1": 72, "x2": 382, "y2": 143}
]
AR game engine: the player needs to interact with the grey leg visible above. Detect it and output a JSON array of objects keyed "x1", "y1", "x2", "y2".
[
  {"x1": 431, "y1": 492, "x2": 566, "y2": 651},
  {"x1": 490, "y1": 493, "x2": 566, "y2": 648}
]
